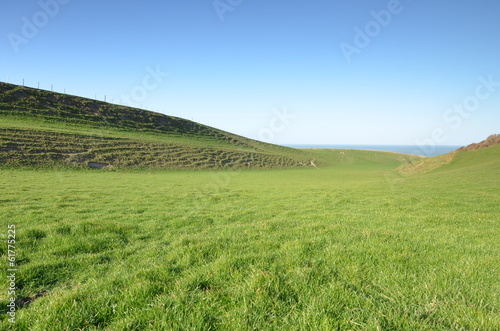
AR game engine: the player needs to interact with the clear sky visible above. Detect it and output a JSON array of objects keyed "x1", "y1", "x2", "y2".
[{"x1": 1, "y1": 0, "x2": 499, "y2": 146}]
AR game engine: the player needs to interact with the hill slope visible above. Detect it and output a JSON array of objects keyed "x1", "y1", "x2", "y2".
[
  {"x1": 457, "y1": 134, "x2": 500, "y2": 152},
  {"x1": 397, "y1": 134, "x2": 500, "y2": 175},
  {"x1": 0, "y1": 82, "x2": 313, "y2": 169}
]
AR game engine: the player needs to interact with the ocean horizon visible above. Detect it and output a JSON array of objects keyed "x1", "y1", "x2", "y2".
[{"x1": 284, "y1": 145, "x2": 462, "y2": 157}]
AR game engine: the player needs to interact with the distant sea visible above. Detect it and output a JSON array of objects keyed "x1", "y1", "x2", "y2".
[{"x1": 285, "y1": 145, "x2": 462, "y2": 157}]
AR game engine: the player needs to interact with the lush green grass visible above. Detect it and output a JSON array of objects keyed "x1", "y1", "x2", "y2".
[{"x1": 1, "y1": 147, "x2": 498, "y2": 330}]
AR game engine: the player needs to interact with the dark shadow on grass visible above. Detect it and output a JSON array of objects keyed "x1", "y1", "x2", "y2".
[{"x1": 16, "y1": 291, "x2": 48, "y2": 309}]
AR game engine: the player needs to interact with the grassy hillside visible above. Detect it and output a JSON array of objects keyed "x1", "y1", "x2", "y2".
[
  {"x1": 398, "y1": 137, "x2": 500, "y2": 175},
  {"x1": 0, "y1": 82, "x2": 312, "y2": 169},
  {"x1": 303, "y1": 148, "x2": 423, "y2": 169},
  {"x1": 1, "y1": 147, "x2": 498, "y2": 330}
]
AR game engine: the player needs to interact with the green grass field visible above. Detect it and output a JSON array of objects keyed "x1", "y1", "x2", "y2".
[{"x1": 1, "y1": 146, "x2": 499, "y2": 330}]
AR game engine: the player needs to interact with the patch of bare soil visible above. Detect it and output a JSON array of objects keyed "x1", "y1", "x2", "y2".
[{"x1": 457, "y1": 134, "x2": 500, "y2": 152}]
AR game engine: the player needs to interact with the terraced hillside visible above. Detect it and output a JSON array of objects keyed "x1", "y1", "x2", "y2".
[{"x1": 0, "y1": 82, "x2": 313, "y2": 169}]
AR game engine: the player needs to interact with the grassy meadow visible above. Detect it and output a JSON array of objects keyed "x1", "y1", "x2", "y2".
[{"x1": 1, "y1": 147, "x2": 499, "y2": 330}]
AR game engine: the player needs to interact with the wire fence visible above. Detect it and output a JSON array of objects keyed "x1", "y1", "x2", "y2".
[
  {"x1": 2, "y1": 77, "x2": 203, "y2": 124},
  {"x1": 3, "y1": 77, "x2": 169, "y2": 114}
]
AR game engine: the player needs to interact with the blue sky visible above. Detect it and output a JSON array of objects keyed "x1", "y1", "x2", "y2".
[{"x1": 1, "y1": 0, "x2": 499, "y2": 146}]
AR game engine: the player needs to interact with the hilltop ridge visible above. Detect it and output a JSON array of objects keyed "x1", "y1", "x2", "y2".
[
  {"x1": 457, "y1": 134, "x2": 500, "y2": 152},
  {"x1": 0, "y1": 82, "x2": 312, "y2": 170},
  {"x1": 0, "y1": 82, "x2": 260, "y2": 144}
]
